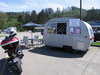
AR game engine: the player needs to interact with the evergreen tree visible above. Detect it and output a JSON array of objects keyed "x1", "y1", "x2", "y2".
[
  {"x1": 0, "y1": 12, "x2": 8, "y2": 29},
  {"x1": 30, "y1": 10, "x2": 37, "y2": 23},
  {"x1": 18, "y1": 15, "x2": 23, "y2": 23},
  {"x1": 37, "y1": 9, "x2": 48, "y2": 24}
]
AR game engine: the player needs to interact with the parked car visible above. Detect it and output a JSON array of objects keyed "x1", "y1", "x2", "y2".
[{"x1": 94, "y1": 31, "x2": 100, "y2": 42}]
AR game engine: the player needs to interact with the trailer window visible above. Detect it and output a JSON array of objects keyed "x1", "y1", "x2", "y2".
[
  {"x1": 47, "y1": 23, "x2": 56, "y2": 34},
  {"x1": 69, "y1": 27, "x2": 81, "y2": 34},
  {"x1": 57, "y1": 23, "x2": 67, "y2": 34}
]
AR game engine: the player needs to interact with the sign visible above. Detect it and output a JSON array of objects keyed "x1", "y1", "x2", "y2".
[{"x1": 69, "y1": 19, "x2": 80, "y2": 26}]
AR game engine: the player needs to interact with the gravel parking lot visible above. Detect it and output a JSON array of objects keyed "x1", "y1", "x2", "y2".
[{"x1": 0, "y1": 32, "x2": 100, "y2": 75}]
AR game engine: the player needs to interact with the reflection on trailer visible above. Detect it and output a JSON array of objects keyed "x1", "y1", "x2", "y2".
[{"x1": 43, "y1": 17, "x2": 94, "y2": 51}]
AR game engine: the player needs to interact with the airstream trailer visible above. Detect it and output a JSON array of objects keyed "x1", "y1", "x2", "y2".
[{"x1": 43, "y1": 17, "x2": 94, "y2": 51}]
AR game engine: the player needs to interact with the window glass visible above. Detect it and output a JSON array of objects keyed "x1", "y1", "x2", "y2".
[
  {"x1": 47, "y1": 23, "x2": 56, "y2": 33},
  {"x1": 69, "y1": 27, "x2": 81, "y2": 34},
  {"x1": 57, "y1": 23, "x2": 67, "y2": 34}
]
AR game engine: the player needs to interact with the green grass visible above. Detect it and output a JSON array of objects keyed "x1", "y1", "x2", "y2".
[
  {"x1": 92, "y1": 42, "x2": 100, "y2": 46},
  {"x1": 0, "y1": 35, "x2": 4, "y2": 37}
]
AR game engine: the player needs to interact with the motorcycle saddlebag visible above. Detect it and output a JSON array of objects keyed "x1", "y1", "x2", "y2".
[{"x1": 1, "y1": 37, "x2": 19, "y2": 50}]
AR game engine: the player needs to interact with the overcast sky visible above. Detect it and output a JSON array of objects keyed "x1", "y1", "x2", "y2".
[{"x1": 0, "y1": 0, "x2": 99, "y2": 12}]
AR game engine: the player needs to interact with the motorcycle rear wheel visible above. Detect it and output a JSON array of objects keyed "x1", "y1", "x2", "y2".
[{"x1": 15, "y1": 61, "x2": 22, "y2": 74}]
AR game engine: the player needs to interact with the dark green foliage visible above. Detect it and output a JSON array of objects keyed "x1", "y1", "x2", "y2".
[
  {"x1": 36, "y1": 9, "x2": 49, "y2": 24},
  {"x1": 85, "y1": 7, "x2": 100, "y2": 21},
  {"x1": 0, "y1": 7, "x2": 100, "y2": 31},
  {"x1": 31, "y1": 10, "x2": 37, "y2": 23},
  {"x1": 0, "y1": 12, "x2": 8, "y2": 29}
]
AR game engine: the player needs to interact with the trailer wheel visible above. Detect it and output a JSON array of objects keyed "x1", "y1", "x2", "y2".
[
  {"x1": 45, "y1": 45, "x2": 50, "y2": 48},
  {"x1": 63, "y1": 46, "x2": 73, "y2": 53}
]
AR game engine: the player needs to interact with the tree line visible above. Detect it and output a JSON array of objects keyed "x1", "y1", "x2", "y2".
[{"x1": 0, "y1": 6, "x2": 100, "y2": 31}]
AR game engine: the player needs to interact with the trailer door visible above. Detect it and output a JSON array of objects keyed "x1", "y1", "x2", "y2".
[{"x1": 56, "y1": 23, "x2": 67, "y2": 47}]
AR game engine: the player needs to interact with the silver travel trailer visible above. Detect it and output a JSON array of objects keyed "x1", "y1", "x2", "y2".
[{"x1": 43, "y1": 17, "x2": 94, "y2": 51}]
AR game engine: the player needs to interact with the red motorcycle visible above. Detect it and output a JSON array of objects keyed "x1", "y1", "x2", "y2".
[{"x1": 1, "y1": 30, "x2": 24, "y2": 74}]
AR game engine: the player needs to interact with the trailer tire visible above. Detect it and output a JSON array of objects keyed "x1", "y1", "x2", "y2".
[
  {"x1": 63, "y1": 46, "x2": 73, "y2": 53},
  {"x1": 45, "y1": 45, "x2": 50, "y2": 48}
]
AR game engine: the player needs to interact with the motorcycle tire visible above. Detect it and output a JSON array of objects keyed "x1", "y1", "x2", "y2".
[{"x1": 15, "y1": 61, "x2": 22, "y2": 74}]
